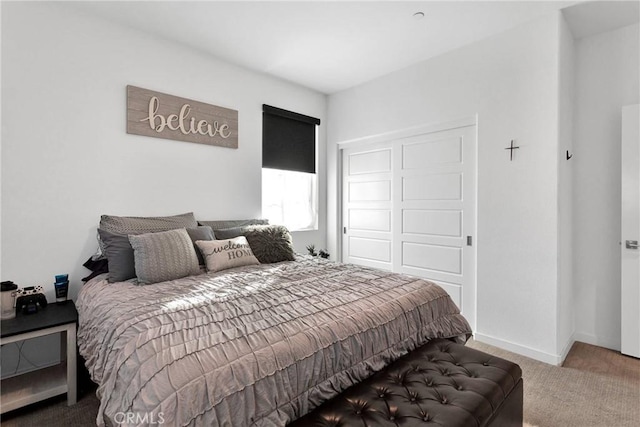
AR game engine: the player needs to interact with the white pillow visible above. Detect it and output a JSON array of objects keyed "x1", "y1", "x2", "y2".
[{"x1": 196, "y1": 236, "x2": 260, "y2": 273}]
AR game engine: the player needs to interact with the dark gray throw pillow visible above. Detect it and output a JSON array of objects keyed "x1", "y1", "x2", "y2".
[
  {"x1": 243, "y1": 225, "x2": 296, "y2": 264},
  {"x1": 213, "y1": 226, "x2": 245, "y2": 240},
  {"x1": 129, "y1": 229, "x2": 200, "y2": 285},
  {"x1": 186, "y1": 226, "x2": 215, "y2": 265},
  {"x1": 98, "y1": 228, "x2": 136, "y2": 283}
]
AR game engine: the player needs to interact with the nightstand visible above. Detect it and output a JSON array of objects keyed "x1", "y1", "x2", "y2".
[{"x1": 0, "y1": 301, "x2": 77, "y2": 414}]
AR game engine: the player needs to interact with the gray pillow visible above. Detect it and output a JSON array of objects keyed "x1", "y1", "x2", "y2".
[
  {"x1": 128, "y1": 229, "x2": 200, "y2": 285},
  {"x1": 98, "y1": 228, "x2": 136, "y2": 283},
  {"x1": 100, "y1": 212, "x2": 198, "y2": 234},
  {"x1": 243, "y1": 225, "x2": 296, "y2": 264},
  {"x1": 186, "y1": 226, "x2": 215, "y2": 265},
  {"x1": 213, "y1": 226, "x2": 245, "y2": 240},
  {"x1": 198, "y1": 218, "x2": 268, "y2": 230},
  {"x1": 97, "y1": 213, "x2": 198, "y2": 262}
]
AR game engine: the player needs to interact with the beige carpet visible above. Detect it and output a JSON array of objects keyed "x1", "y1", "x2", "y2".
[
  {"x1": 0, "y1": 392, "x2": 99, "y2": 427},
  {"x1": 2, "y1": 340, "x2": 638, "y2": 426},
  {"x1": 468, "y1": 339, "x2": 640, "y2": 427}
]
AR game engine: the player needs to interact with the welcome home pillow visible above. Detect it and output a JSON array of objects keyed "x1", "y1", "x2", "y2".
[{"x1": 196, "y1": 236, "x2": 260, "y2": 273}]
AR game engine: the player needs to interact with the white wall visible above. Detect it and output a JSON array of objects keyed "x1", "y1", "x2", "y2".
[
  {"x1": 328, "y1": 13, "x2": 566, "y2": 363},
  {"x1": 1, "y1": 2, "x2": 327, "y2": 305},
  {"x1": 573, "y1": 23, "x2": 640, "y2": 350}
]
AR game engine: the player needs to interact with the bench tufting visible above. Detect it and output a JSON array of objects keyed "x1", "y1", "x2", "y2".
[{"x1": 289, "y1": 338, "x2": 523, "y2": 427}]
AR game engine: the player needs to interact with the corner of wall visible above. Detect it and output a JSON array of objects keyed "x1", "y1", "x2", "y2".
[{"x1": 556, "y1": 10, "x2": 576, "y2": 358}]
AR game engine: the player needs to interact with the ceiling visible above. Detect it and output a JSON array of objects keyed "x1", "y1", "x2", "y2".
[
  {"x1": 68, "y1": 1, "x2": 638, "y2": 94},
  {"x1": 562, "y1": 0, "x2": 640, "y2": 38}
]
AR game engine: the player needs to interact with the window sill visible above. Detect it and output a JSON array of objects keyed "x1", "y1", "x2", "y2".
[{"x1": 289, "y1": 227, "x2": 318, "y2": 233}]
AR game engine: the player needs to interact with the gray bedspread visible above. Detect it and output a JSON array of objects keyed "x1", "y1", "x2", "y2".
[{"x1": 77, "y1": 256, "x2": 471, "y2": 426}]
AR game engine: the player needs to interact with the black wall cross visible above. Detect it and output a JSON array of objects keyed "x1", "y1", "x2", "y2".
[{"x1": 505, "y1": 139, "x2": 520, "y2": 161}]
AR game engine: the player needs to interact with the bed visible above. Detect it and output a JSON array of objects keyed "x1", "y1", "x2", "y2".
[
  {"x1": 77, "y1": 255, "x2": 471, "y2": 426},
  {"x1": 79, "y1": 212, "x2": 472, "y2": 426}
]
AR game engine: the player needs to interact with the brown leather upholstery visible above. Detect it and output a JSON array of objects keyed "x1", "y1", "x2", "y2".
[{"x1": 289, "y1": 338, "x2": 523, "y2": 427}]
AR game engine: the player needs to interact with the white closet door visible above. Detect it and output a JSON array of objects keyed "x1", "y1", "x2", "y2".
[
  {"x1": 393, "y1": 126, "x2": 476, "y2": 325},
  {"x1": 341, "y1": 123, "x2": 476, "y2": 329},
  {"x1": 342, "y1": 142, "x2": 394, "y2": 271}
]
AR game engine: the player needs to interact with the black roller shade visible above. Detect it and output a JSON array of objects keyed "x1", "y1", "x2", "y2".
[{"x1": 263, "y1": 105, "x2": 320, "y2": 174}]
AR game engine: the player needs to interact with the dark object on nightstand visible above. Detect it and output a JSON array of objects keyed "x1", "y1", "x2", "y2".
[{"x1": 15, "y1": 292, "x2": 48, "y2": 314}]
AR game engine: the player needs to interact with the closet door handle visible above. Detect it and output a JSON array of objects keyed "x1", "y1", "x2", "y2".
[{"x1": 626, "y1": 240, "x2": 639, "y2": 249}]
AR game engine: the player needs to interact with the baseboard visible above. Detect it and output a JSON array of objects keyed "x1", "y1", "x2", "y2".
[
  {"x1": 558, "y1": 332, "x2": 576, "y2": 365},
  {"x1": 474, "y1": 333, "x2": 563, "y2": 365},
  {"x1": 572, "y1": 331, "x2": 620, "y2": 352}
]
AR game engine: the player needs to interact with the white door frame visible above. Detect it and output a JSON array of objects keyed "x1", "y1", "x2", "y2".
[{"x1": 337, "y1": 116, "x2": 478, "y2": 329}]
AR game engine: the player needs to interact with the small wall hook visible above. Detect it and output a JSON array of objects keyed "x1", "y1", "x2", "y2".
[{"x1": 566, "y1": 150, "x2": 573, "y2": 160}]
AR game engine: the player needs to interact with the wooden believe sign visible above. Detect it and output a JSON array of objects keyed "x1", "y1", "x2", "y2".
[{"x1": 127, "y1": 85, "x2": 238, "y2": 149}]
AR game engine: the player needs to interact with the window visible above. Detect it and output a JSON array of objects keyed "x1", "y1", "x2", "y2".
[
  {"x1": 262, "y1": 105, "x2": 320, "y2": 231},
  {"x1": 262, "y1": 169, "x2": 317, "y2": 231}
]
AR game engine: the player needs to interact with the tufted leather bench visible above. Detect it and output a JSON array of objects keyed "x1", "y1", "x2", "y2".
[{"x1": 289, "y1": 338, "x2": 523, "y2": 426}]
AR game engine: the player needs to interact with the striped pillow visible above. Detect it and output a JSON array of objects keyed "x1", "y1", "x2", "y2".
[
  {"x1": 128, "y1": 228, "x2": 200, "y2": 285},
  {"x1": 100, "y1": 212, "x2": 197, "y2": 234}
]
